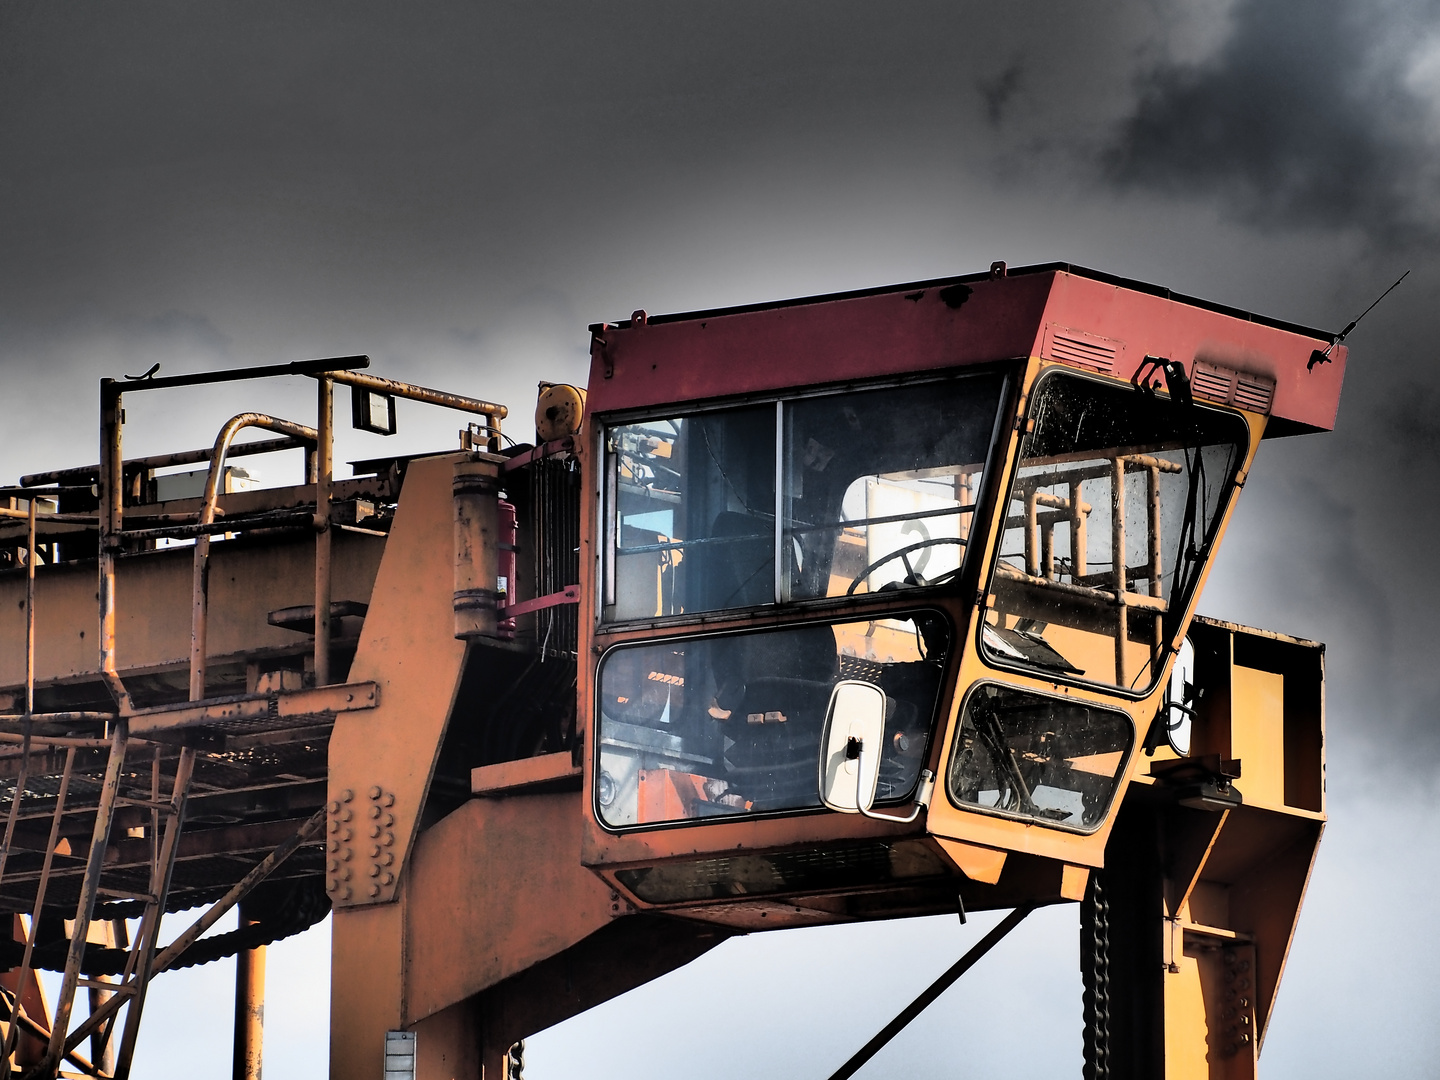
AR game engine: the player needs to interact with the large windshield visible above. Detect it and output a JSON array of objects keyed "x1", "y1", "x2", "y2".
[
  {"x1": 604, "y1": 372, "x2": 1005, "y2": 623},
  {"x1": 596, "y1": 613, "x2": 951, "y2": 829},
  {"x1": 982, "y1": 370, "x2": 1249, "y2": 691}
]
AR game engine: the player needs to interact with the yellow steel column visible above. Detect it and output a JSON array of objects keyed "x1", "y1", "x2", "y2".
[{"x1": 233, "y1": 904, "x2": 266, "y2": 1080}]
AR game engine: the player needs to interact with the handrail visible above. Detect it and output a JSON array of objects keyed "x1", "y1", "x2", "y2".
[
  {"x1": 190, "y1": 414, "x2": 318, "y2": 702},
  {"x1": 19, "y1": 435, "x2": 311, "y2": 489},
  {"x1": 320, "y1": 369, "x2": 508, "y2": 421}
]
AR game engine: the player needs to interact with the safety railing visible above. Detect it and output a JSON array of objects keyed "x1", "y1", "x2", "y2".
[{"x1": 0, "y1": 355, "x2": 508, "y2": 1079}]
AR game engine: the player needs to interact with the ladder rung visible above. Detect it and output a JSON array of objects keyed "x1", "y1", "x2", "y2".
[
  {"x1": 115, "y1": 797, "x2": 176, "y2": 812},
  {"x1": 96, "y1": 887, "x2": 158, "y2": 903},
  {"x1": 75, "y1": 976, "x2": 133, "y2": 994}
]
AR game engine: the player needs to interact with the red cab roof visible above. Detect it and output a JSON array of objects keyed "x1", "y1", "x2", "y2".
[{"x1": 586, "y1": 263, "x2": 1346, "y2": 435}]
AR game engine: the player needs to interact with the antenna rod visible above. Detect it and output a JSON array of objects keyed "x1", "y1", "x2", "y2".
[{"x1": 1309, "y1": 269, "x2": 1409, "y2": 370}]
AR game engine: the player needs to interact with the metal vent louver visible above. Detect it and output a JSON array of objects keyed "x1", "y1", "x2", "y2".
[
  {"x1": 1042, "y1": 325, "x2": 1120, "y2": 373},
  {"x1": 1192, "y1": 360, "x2": 1276, "y2": 414}
]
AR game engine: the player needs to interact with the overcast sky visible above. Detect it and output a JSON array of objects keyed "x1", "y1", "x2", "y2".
[{"x1": 4, "y1": 1, "x2": 1440, "y2": 1077}]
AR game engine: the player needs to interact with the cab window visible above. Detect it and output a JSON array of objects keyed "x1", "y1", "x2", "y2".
[
  {"x1": 982, "y1": 371, "x2": 1248, "y2": 692},
  {"x1": 596, "y1": 613, "x2": 951, "y2": 829},
  {"x1": 603, "y1": 372, "x2": 1006, "y2": 623}
]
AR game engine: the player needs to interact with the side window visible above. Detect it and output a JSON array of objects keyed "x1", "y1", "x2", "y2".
[
  {"x1": 982, "y1": 371, "x2": 1248, "y2": 691},
  {"x1": 947, "y1": 683, "x2": 1133, "y2": 832},
  {"x1": 607, "y1": 406, "x2": 775, "y2": 622}
]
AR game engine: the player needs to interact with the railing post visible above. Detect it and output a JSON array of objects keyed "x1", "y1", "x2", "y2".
[
  {"x1": 25, "y1": 497, "x2": 36, "y2": 715},
  {"x1": 41, "y1": 721, "x2": 128, "y2": 1077},
  {"x1": 315, "y1": 377, "x2": 333, "y2": 686},
  {"x1": 98, "y1": 380, "x2": 123, "y2": 677}
]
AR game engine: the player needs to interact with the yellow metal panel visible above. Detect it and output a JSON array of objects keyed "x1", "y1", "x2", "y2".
[
  {"x1": 934, "y1": 837, "x2": 1008, "y2": 884},
  {"x1": 1164, "y1": 945, "x2": 1211, "y2": 1080},
  {"x1": 1230, "y1": 666, "x2": 1285, "y2": 809},
  {"x1": 1060, "y1": 863, "x2": 1090, "y2": 901}
]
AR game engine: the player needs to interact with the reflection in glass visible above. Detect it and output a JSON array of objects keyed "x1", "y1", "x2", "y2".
[
  {"x1": 783, "y1": 376, "x2": 1005, "y2": 602},
  {"x1": 948, "y1": 683, "x2": 1133, "y2": 831},
  {"x1": 596, "y1": 614, "x2": 951, "y2": 828},
  {"x1": 983, "y1": 372, "x2": 1248, "y2": 691},
  {"x1": 603, "y1": 373, "x2": 1007, "y2": 623},
  {"x1": 609, "y1": 406, "x2": 775, "y2": 622}
]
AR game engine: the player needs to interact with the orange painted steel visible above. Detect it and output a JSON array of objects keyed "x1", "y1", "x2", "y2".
[{"x1": 0, "y1": 264, "x2": 1345, "y2": 1079}]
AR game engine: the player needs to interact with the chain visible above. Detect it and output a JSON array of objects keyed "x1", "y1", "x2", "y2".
[
  {"x1": 1081, "y1": 874, "x2": 1111, "y2": 1080},
  {"x1": 506, "y1": 1038, "x2": 525, "y2": 1080}
]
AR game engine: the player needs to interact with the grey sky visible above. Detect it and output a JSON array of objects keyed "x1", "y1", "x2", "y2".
[{"x1": 3, "y1": 1, "x2": 1439, "y2": 1076}]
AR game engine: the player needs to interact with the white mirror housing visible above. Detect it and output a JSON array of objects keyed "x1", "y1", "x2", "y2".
[
  {"x1": 1164, "y1": 637, "x2": 1197, "y2": 757},
  {"x1": 819, "y1": 680, "x2": 887, "y2": 813}
]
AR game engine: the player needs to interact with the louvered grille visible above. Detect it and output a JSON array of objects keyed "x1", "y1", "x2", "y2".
[
  {"x1": 1044, "y1": 326, "x2": 1119, "y2": 373},
  {"x1": 1192, "y1": 361, "x2": 1275, "y2": 414},
  {"x1": 1191, "y1": 366, "x2": 1233, "y2": 401},
  {"x1": 1234, "y1": 376, "x2": 1275, "y2": 412}
]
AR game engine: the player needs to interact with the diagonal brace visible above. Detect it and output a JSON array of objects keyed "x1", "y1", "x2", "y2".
[{"x1": 825, "y1": 904, "x2": 1036, "y2": 1080}]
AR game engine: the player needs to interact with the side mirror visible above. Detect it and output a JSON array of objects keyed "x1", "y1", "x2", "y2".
[
  {"x1": 818, "y1": 681, "x2": 887, "y2": 813},
  {"x1": 1162, "y1": 637, "x2": 1197, "y2": 756}
]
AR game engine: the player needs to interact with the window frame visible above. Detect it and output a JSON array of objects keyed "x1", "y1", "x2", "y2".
[
  {"x1": 592, "y1": 607, "x2": 958, "y2": 835},
  {"x1": 975, "y1": 365, "x2": 1253, "y2": 700},
  {"x1": 944, "y1": 679, "x2": 1137, "y2": 834},
  {"x1": 595, "y1": 365, "x2": 1015, "y2": 631}
]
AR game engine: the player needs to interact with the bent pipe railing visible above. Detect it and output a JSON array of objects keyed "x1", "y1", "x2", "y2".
[{"x1": 189, "y1": 413, "x2": 318, "y2": 703}]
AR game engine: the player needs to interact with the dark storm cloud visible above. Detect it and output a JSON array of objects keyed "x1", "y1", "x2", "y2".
[
  {"x1": 1106, "y1": 0, "x2": 1440, "y2": 243},
  {"x1": 979, "y1": 59, "x2": 1025, "y2": 127}
]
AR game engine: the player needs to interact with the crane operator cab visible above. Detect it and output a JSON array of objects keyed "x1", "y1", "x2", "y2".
[{"x1": 575, "y1": 264, "x2": 1345, "y2": 925}]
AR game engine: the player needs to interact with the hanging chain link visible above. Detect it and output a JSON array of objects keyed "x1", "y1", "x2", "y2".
[
  {"x1": 1081, "y1": 873, "x2": 1111, "y2": 1080},
  {"x1": 505, "y1": 1038, "x2": 525, "y2": 1080}
]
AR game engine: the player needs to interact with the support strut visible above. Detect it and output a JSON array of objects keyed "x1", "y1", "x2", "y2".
[{"x1": 825, "y1": 904, "x2": 1036, "y2": 1080}]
